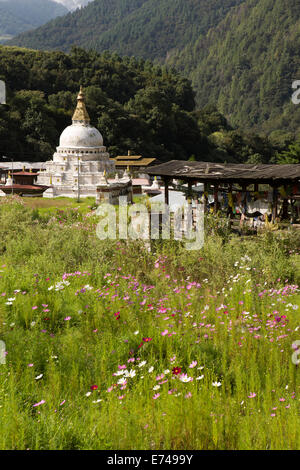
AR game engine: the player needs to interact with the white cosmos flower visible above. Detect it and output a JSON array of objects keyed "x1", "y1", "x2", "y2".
[
  {"x1": 134, "y1": 331, "x2": 139, "y2": 335},
  {"x1": 179, "y1": 374, "x2": 193, "y2": 383},
  {"x1": 5, "y1": 302, "x2": 13, "y2": 305},
  {"x1": 7, "y1": 298, "x2": 15, "y2": 302},
  {"x1": 153, "y1": 385, "x2": 160, "y2": 391},
  {"x1": 196, "y1": 375, "x2": 204, "y2": 380},
  {"x1": 138, "y1": 361, "x2": 147, "y2": 368},
  {"x1": 85, "y1": 392, "x2": 91, "y2": 397},
  {"x1": 92, "y1": 399, "x2": 102, "y2": 403},
  {"x1": 35, "y1": 374, "x2": 43, "y2": 380},
  {"x1": 148, "y1": 366, "x2": 154, "y2": 373},
  {"x1": 164, "y1": 369, "x2": 170, "y2": 374},
  {"x1": 114, "y1": 370, "x2": 125, "y2": 376},
  {"x1": 117, "y1": 378, "x2": 127, "y2": 385},
  {"x1": 212, "y1": 381, "x2": 222, "y2": 387},
  {"x1": 124, "y1": 369, "x2": 136, "y2": 378}
]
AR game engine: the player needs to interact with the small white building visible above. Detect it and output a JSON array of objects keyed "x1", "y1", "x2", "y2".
[{"x1": 37, "y1": 86, "x2": 115, "y2": 198}]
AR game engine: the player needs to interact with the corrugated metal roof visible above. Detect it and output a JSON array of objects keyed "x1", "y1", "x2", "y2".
[{"x1": 0, "y1": 162, "x2": 47, "y2": 170}]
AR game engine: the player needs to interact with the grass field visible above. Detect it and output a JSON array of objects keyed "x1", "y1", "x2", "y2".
[{"x1": 0, "y1": 195, "x2": 299, "y2": 450}]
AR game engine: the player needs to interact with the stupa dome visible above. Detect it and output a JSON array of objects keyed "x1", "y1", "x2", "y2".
[{"x1": 59, "y1": 124, "x2": 103, "y2": 148}]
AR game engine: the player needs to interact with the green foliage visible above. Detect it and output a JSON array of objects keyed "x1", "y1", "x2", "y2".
[
  {"x1": 273, "y1": 140, "x2": 300, "y2": 164},
  {"x1": 0, "y1": 45, "x2": 206, "y2": 162},
  {"x1": 0, "y1": 44, "x2": 277, "y2": 163}
]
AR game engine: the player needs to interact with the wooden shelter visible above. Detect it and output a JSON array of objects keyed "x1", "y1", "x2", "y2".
[{"x1": 147, "y1": 161, "x2": 300, "y2": 223}]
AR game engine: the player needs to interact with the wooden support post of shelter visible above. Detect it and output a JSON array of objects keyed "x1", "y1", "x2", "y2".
[
  {"x1": 163, "y1": 177, "x2": 170, "y2": 206},
  {"x1": 281, "y1": 185, "x2": 289, "y2": 220},
  {"x1": 213, "y1": 184, "x2": 219, "y2": 213},
  {"x1": 203, "y1": 182, "x2": 209, "y2": 213},
  {"x1": 272, "y1": 185, "x2": 279, "y2": 223}
]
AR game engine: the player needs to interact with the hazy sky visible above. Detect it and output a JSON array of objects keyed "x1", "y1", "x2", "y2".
[{"x1": 54, "y1": 0, "x2": 92, "y2": 11}]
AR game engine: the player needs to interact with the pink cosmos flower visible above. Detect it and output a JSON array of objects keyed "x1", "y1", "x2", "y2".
[
  {"x1": 248, "y1": 393, "x2": 256, "y2": 398},
  {"x1": 153, "y1": 393, "x2": 160, "y2": 400},
  {"x1": 189, "y1": 361, "x2": 197, "y2": 369},
  {"x1": 33, "y1": 400, "x2": 45, "y2": 407},
  {"x1": 64, "y1": 316, "x2": 71, "y2": 321}
]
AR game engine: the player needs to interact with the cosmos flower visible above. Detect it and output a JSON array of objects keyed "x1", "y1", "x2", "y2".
[
  {"x1": 189, "y1": 361, "x2": 197, "y2": 368},
  {"x1": 33, "y1": 400, "x2": 45, "y2": 408},
  {"x1": 143, "y1": 337, "x2": 152, "y2": 343},
  {"x1": 172, "y1": 367, "x2": 182, "y2": 375},
  {"x1": 180, "y1": 374, "x2": 193, "y2": 383}
]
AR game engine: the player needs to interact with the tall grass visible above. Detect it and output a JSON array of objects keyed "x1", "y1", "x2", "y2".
[{"x1": 0, "y1": 197, "x2": 299, "y2": 450}]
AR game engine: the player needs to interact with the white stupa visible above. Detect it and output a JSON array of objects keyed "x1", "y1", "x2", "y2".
[{"x1": 38, "y1": 86, "x2": 115, "y2": 198}]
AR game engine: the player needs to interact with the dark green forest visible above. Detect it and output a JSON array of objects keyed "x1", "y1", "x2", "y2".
[
  {"x1": 0, "y1": 0, "x2": 67, "y2": 39},
  {"x1": 2, "y1": 45, "x2": 296, "y2": 164},
  {"x1": 8, "y1": 0, "x2": 300, "y2": 140},
  {"x1": 170, "y1": 0, "x2": 300, "y2": 138},
  {"x1": 8, "y1": 0, "x2": 243, "y2": 61}
]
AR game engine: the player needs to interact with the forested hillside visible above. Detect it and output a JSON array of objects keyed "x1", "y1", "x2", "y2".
[
  {"x1": 0, "y1": 0, "x2": 67, "y2": 40},
  {"x1": 9, "y1": 0, "x2": 244, "y2": 60},
  {"x1": 170, "y1": 0, "x2": 300, "y2": 138},
  {"x1": 8, "y1": 0, "x2": 300, "y2": 139},
  {"x1": 0, "y1": 46, "x2": 280, "y2": 164}
]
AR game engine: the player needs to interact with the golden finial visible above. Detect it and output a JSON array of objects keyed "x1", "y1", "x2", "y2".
[{"x1": 72, "y1": 86, "x2": 90, "y2": 124}]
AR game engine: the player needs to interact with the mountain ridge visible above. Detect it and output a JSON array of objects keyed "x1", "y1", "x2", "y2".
[{"x1": 0, "y1": 0, "x2": 68, "y2": 39}]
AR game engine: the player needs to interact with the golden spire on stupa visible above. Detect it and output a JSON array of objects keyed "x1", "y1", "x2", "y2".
[{"x1": 72, "y1": 86, "x2": 90, "y2": 124}]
